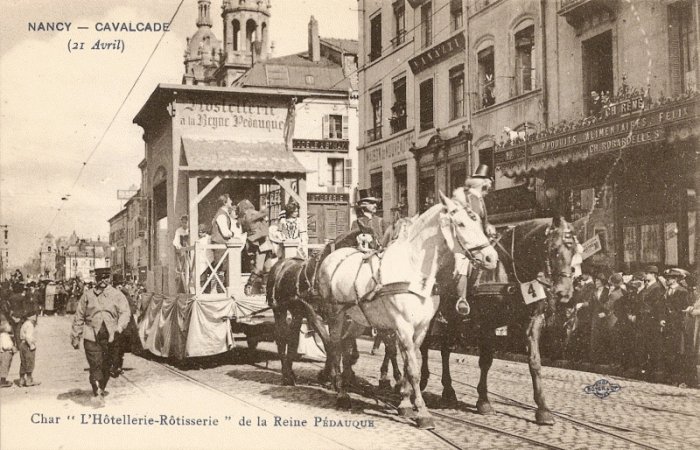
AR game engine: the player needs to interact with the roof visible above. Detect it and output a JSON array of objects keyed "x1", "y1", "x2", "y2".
[
  {"x1": 236, "y1": 53, "x2": 351, "y2": 92},
  {"x1": 134, "y1": 84, "x2": 344, "y2": 126},
  {"x1": 181, "y1": 137, "x2": 307, "y2": 174},
  {"x1": 320, "y1": 37, "x2": 358, "y2": 56}
]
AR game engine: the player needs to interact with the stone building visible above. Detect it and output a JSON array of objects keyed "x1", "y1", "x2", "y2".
[{"x1": 358, "y1": 0, "x2": 699, "y2": 273}]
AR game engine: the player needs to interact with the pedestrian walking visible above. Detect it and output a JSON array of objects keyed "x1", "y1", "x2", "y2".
[{"x1": 70, "y1": 271, "x2": 131, "y2": 407}]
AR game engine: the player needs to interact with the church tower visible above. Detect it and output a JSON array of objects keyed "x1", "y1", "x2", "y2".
[
  {"x1": 183, "y1": 0, "x2": 222, "y2": 85},
  {"x1": 217, "y1": 0, "x2": 271, "y2": 86}
]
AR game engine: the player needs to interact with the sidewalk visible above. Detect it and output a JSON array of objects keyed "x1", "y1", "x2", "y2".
[{"x1": 0, "y1": 315, "x2": 349, "y2": 450}]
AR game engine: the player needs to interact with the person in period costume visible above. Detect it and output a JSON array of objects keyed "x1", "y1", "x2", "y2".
[
  {"x1": 173, "y1": 215, "x2": 192, "y2": 293},
  {"x1": 70, "y1": 271, "x2": 130, "y2": 407},
  {"x1": 269, "y1": 201, "x2": 308, "y2": 260},
  {"x1": 238, "y1": 200, "x2": 274, "y2": 295},
  {"x1": 350, "y1": 189, "x2": 386, "y2": 250},
  {"x1": 211, "y1": 195, "x2": 242, "y2": 293},
  {"x1": 660, "y1": 268, "x2": 693, "y2": 381},
  {"x1": 451, "y1": 165, "x2": 497, "y2": 316}
]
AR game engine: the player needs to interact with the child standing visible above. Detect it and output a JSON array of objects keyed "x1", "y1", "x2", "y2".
[{"x1": 19, "y1": 313, "x2": 40, "y2": 387}]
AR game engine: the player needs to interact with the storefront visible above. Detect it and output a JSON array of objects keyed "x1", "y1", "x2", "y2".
[
  {"x1": 361, "y1": 131, "x2": 416, "y2": 222},
  {"x1": 495, "y1": 94, "x2": 700, "y2": 273},
  {"x1": 410, "y1": 129, "x2": 471, "y2": 214}
]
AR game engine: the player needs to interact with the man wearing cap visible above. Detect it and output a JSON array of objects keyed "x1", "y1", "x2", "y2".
[
  {"x1": 70, "y1": 272, "x2": 130, "y2": 407},
  {"x1": 351, "y1": 190, "x2": 386, "y2": 250},
  {"x1": 640, "y1": 265, "x2": 665, "y2": 373},
  {"x1": 661, "y1": 268, "x2": 692, "y2": 378}
]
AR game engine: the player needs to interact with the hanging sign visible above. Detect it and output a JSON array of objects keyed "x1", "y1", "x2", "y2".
[
  {"x1": 520, "y1": 280, "x2": 547, "y2": 304},
  {"x1": 581, "y1": 234, "x2": 602, "y2": 259}
]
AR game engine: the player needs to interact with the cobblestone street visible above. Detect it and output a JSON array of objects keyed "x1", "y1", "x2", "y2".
[{"x1": 2, "y1": 315, "x2": 700, "y2": 450}]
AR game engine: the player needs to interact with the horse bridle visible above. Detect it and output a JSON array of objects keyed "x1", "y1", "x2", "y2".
[{"x1": 444, "y1": 206, "x2": 492, "y2": 269}]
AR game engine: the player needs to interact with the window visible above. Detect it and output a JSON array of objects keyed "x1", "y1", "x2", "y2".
[
  {"x1": 582, "y1": 31, "x2": 613, "y2": 116},
  {"x1": 514, "y1": 25, "x2": 534, "y2": 95},
  {"x1": 370, "y1": 14, "x2": 382, "y2": 61},
  {"x1": 478, "y1": 147, "x2": 495, "y2": 180},
  {"x1": 327, "y1": 158, "x2": 351, "y2": 187},
  {"x1": 391, "y1": 76, "x2": 407, "y2": 133},
  {"x1": 393, "y1": 1, "x2": 406, "y2": 47},
  {"x1": 370, "y1": 171, "x2": 384, "y2": 213},
  {"x1": 323, "y1": 114, "x2": 347, "y2": 139},
  {"x1": 669, "y1": 2, "x2": 697, "y2": 95},
  {"x1": 394, "y1": 165, "x2": 408, "y2": 219},
  {"x1": 419, "y1": 78, "x2": 434, "y2": 131},
  {"x1": 449, "y1": 64, "x2": 465, "y2": 120},
  {"x1": 449, "y1": 162, "x2": 466, "y2": 193},
  {"x1": 451, "y1": 0, "x2": 463, "y2": 31},
  {"x1": 421, "y1": 2, "x2": 432, "y2": 48},
  {"x1": 368, "y1": 88, "x2": 383, "y2": 142},
  {"x1": 419, "y1": 170, "x2": 435, "y2": 213},
  {"x1": 478, "y1": 46, "x2": 495, "y2": 108}
]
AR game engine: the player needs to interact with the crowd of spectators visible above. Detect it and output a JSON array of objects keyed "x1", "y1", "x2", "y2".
[{"x1": 553, "y1": 265, "x2": 699, "y2": 386}]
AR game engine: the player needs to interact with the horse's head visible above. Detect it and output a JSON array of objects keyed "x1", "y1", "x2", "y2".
[
  {"x1": 439, "y1": 191, "x2": 498, "y2": 270},
  {"x1": 545, "y1": 216, "x2": 581, "y2": 303}
]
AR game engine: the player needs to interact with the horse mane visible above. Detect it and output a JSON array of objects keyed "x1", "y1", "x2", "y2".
[{"x1": 407, "y1": 204, "x2": 443, "y2": 242}]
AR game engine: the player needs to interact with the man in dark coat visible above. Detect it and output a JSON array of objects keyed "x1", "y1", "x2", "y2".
[
  {"x1": 660, "y1": 268, "x2": 693, "y2": 379},
  {"x1": 350, "y1": 190, "x2": 386, "y2": 250},
  {"x1": 640, "y1": 265, "x2": 665, "y2": 374}
]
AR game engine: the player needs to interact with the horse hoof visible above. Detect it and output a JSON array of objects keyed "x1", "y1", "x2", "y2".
[
  {"x1": 415, "y1": 416, "x2": 435, "y2": 430},
  {"x1": 535, "y1": 409, "x2": 555, "y2": 425},
  {"x1": 337, "y1": 396, "x2": 352, "y2": 410},
  {"x1": 476, "y1": 401, "x2": 495, "y2": 415},
  {"x1": 397, "y1": 406, "x2": 413, "y2": 417},
  {"x1": 442, "y1": 388, "x2": 458, "y2": 404},
  {"x1": 378, "y1": 379, "x2": 391, "y2": 390}
]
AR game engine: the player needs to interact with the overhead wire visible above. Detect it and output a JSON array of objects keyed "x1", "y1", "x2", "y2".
[{"x1": 39, "y1": 0, "x2": 187, "y2": 243}]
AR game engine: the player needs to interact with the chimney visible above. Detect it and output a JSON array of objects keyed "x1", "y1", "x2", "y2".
[{"x1": 308, "y1": 16, "x2": 320, "y2": 63}]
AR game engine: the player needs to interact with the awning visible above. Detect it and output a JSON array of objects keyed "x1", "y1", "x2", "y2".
[
  {"x1": 495, "y1": 95, "x2": 699, "y2": 178},
  {"x1": 181, "y1": 137, "x2": 307, "y2": 174}
]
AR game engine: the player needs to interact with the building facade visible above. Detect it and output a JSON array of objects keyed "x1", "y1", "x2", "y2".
[
  {"x1": 108, "y1": 208, "x2": 128, "y2": 279},
  {"x1": 358, "y1": 0, "x2": 699, "y2": 274}
]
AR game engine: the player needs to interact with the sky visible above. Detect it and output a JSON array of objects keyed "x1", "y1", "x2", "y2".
[{"x1": 0, "y1": 0, "x2": 358, "y2": 267}]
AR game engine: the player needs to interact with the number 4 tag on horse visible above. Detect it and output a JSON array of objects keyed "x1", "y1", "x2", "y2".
[{"x1": 520, "y1": 280, "x2": 546, "y2": 304}]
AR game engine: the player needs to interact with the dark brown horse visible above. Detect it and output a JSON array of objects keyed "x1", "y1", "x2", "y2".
[{"x1": 419, "y1": 217, "x2": 580, "y2": 425}]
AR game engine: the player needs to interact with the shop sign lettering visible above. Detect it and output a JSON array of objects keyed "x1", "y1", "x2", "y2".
[
  {"x1": 177, "y1": 99, "x2": 285, "y2": 132},
  {"x1": 365, "y1": 135, "x2": 413, "y2": 164}
]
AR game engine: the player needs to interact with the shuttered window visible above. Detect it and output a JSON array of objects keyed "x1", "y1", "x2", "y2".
[{"x1": 419, "y1": 78, "x2": 434, "y2": 131}]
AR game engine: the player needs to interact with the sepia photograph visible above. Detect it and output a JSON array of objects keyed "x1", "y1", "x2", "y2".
[{"x1": 1, "y1": 0, "x2": 699, "y2": 449}]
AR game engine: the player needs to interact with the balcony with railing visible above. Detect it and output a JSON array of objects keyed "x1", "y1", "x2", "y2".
[
  {"x1": 365, "y1": 126, "x2": 383, "y2": 143},
  {"x1": 390, "y1": 30, "x2": 406, "y2": 48}
]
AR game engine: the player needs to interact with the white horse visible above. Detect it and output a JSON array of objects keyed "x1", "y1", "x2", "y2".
[{"x1": 316, "y1": 192, "x2": 498, "y2": 429}]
